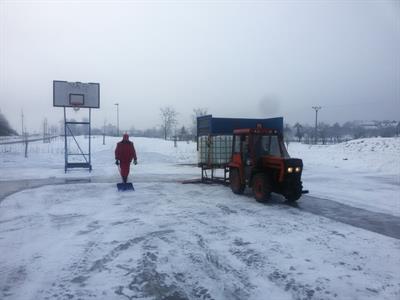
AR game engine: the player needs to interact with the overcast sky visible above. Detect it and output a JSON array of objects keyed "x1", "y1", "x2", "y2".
[{"x1": 0, "y1": 0, "x2": 399, "y2": 133}]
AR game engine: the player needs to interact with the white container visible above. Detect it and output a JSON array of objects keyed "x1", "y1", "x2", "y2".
[{"x1": 198, "y1": 135, "x2": 233, "y2": 165}]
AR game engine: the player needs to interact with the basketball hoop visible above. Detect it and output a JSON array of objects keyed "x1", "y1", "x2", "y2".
[{"x1": 69, "y1": 93, "x2": 84, "y2": 112}]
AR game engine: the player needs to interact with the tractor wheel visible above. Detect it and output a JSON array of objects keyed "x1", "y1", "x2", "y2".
[
  {"x1": 285, "y1": 194, "x2": 301, "y2": 202},
  {"x1": 285, "y1": 182, "x2": 303, "y2": 202},
  {"x1": 230, "y1": 168, "x2": 245, "y2": 194},
  {"x1": 252, "y1": 174, "x2": 271, "y2": 202}
]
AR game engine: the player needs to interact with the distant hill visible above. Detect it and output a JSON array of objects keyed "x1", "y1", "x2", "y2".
[{"x1": 0, "y1": 111, "x2": 18, "y2": 136}]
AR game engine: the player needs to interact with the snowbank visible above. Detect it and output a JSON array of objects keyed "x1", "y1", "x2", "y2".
[{"x1": 289, "y1": 138, "x2": 400, "y2": 216}]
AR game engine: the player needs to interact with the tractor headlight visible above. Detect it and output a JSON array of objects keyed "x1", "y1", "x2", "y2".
[
  {"x1": 295, "y1": 167, "x2": 301, "y2": 173},
  {"x1": 287, "y1": 167, "x2": 293, "y2": 173}
]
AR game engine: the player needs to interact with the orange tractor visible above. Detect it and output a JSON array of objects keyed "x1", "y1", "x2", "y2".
[{"x1": 228, "y1": 127, "x2": 306, "y2": 202}]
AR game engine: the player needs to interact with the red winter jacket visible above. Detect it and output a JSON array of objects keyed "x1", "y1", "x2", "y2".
[{"x1": 115, "y1": 134, "x2": 137, "y2": 163}]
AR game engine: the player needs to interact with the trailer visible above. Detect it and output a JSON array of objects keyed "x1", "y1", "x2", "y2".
[{"x1": 196, "y1": 115, "x2": 284, "y2": 183}]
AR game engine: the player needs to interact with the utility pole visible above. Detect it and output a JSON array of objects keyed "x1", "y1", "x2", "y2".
[
  {"x1": 114, "y1": 103, "x2": 119, "y2": 137},
  {"x1": 21, "y1": 109, "x2": 24, "y2": 136},
  {"x1": 103, "y1": 119, "x2": 106, "y2": 145},
  {"x1": 312, "y1": 106, "x2": 322, "y2": 144},
  {"x1": 43, "y1": 118, "x2": 48, "y2": 143},
  {"x1": 21, "y1": 110, "x2": 28, "y2": 158},
  {"x1": 21, "y1": 109, "x2": 29, "y2": 157}
]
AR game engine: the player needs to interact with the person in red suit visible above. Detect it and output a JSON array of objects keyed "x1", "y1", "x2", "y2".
[{"x1": 115, "y1": 133, "x2": 137, "y2": 183}]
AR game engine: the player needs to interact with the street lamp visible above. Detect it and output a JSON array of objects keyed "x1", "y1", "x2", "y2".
[
  {"x1": 114, "y1": 103, "x2": 119, "y2": 137},
  {"x1": 312, "y1": 106, "x2": 322, "y2": 144},
  {"x1": 103, "y1": 119, "x2": 106, "y2": 145}
]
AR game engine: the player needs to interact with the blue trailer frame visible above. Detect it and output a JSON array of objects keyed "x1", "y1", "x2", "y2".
[{"x1": 197, "y1": 115, "x2": 283, "y2": 138}]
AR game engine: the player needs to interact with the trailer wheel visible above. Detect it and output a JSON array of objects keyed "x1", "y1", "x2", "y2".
[
  {"x1": 252, "y1": 174, "x2": 271, "y2": 202},
  {"x1": 230, "y1": 168, "x2": 245, "y2": 194}
]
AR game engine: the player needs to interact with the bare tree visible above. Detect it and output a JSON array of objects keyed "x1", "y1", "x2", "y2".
[
  {"x1": 318, "y1": 122, "x2": 330, "y2": 145},
  {"x1": 50, "y1": 125, "x2": 58, "y2": 136},
  {"x1": 294, "y1": 123, "x2": 303, "y2": 142},
  {"x1": 284, "y1": 123, "x2": 292, "y2": 147},
  {"x1": 0, "y1": 111, "x2": 17, "y2": 136},
  {"x1": 191, "y1": 108, "x2": 208, "y2": 136},
  {"x1": 160, "y1": 106, "x2": 178, "y2": 140},
  {"x1": 179, "y1": 126, "x2": 188, "y2": 141}
]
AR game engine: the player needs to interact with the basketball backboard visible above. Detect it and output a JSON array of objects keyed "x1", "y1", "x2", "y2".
[{"x1": 53, "y1": 80, "x2": 100, "y2": 108}]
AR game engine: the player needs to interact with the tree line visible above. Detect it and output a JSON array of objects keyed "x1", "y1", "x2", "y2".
[
  {"x1": 1, "y1": 108, "x2": 399, "y2": 144},
  {"x1": 285, "y1": 120, "x2": 400, "y2": 144}
]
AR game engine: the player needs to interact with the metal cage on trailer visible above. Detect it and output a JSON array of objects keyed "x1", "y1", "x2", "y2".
[{"x1": 196, "y1": 115, "x2": 284, "y2": 183}]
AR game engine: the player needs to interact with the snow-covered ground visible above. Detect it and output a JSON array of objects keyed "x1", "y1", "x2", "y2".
[
  {"x1": 1, "y1": 136, "x2": 399, "y2": 216},
  {"x1": 290, "y1": 138, "x2": 400, "y2": 216},
  {"x1": 0, "y1": 136, "x2": 399, "y2": 299}
]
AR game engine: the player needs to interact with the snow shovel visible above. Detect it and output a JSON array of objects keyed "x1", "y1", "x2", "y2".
[
  {"x1": 117, "y1": 182, "x2": 134, "y2": 191},
  {"x1": 116, "y1": 165, "x2": 134, "y2": 191}
]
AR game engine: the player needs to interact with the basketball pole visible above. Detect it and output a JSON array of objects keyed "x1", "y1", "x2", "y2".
[
  {"x1": 89, "y1": 108, "x2": 92, "y2": 171},
  {"x1": 64, "y1": 107, "x2": 67, "y2": 173}
]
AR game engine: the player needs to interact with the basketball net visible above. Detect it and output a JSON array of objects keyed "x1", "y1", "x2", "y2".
[{"x1": 72, "y1": 104, "x2": 80, "y2": 112}]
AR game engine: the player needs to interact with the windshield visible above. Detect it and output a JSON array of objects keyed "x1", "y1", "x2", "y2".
[{"x1": 254, "y1": 135, "x2": 290, "y2": 158}]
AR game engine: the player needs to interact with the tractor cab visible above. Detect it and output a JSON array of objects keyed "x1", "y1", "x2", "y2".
[{"x1": 228, "y1": 127, "x2": 305, "y2": 202}]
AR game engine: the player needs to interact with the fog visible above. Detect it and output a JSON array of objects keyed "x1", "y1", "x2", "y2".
[{"x1": 0, "y1": 0, "x2": 399, "y2": 133}]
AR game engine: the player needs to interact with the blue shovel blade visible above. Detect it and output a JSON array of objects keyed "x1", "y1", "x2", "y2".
[{"x1": 117, "y1": 183, "x2": 135, "y2": 191}]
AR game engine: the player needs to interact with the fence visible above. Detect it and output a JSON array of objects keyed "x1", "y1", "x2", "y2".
[{"x1": 0, "y1": 135, "x2": 59, "y2": 157}]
